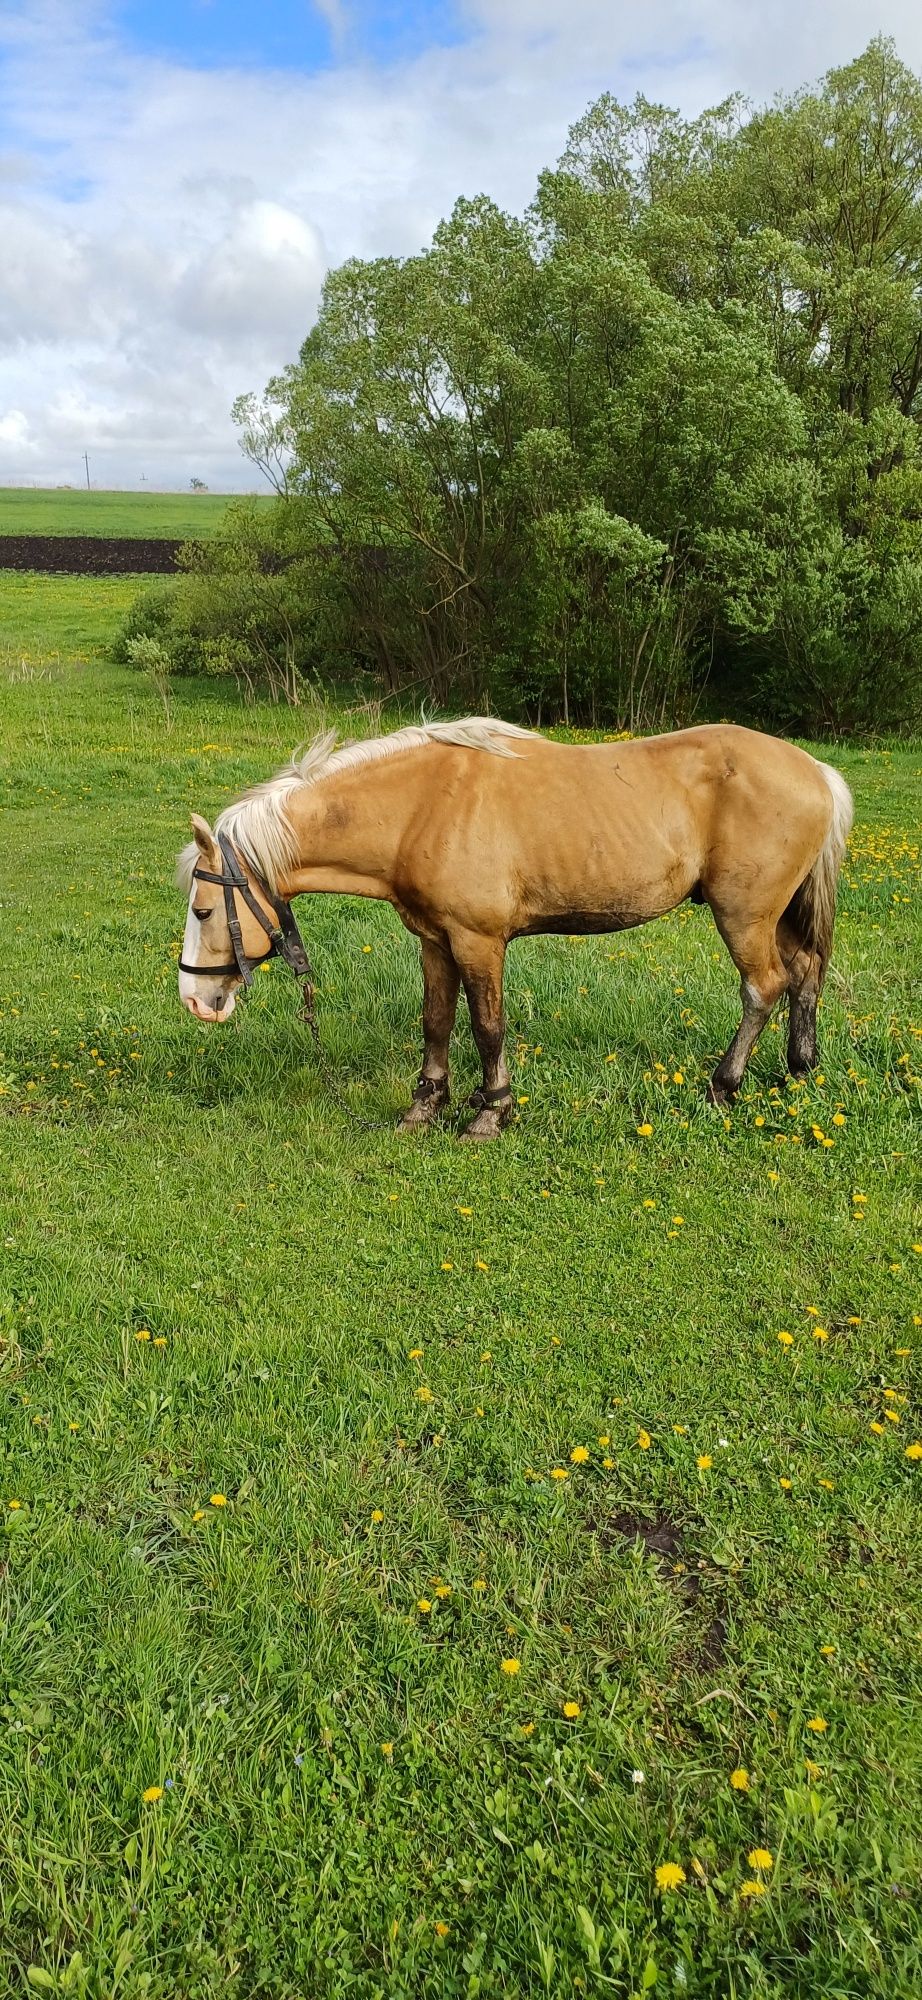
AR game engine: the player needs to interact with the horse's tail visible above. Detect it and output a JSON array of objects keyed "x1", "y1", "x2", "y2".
[{"x1": 784, "y1": 760, "x2": 853, "y2": 984}]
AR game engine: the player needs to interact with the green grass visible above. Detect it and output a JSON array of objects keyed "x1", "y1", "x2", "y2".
[
  {"x1": 0, "y1": 487, "x2": 271, "y2": 539},
  {"x1": 1, "y1": 572, "x2": 146, "y2": 669},
  {"x1": 1, "y1": 635, "x2": 922, "y2": 1997}
]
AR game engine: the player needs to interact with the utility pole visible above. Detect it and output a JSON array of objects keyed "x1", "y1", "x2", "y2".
[{"x1": 83, "y1": 453, "x2": 90, "y2": 491}]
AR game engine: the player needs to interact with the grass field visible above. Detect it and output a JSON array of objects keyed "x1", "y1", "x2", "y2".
[
  {"x1": 1, "y1": 581, "x2": 922, "y2": 1997},
  {"x1": 0, "y1": 487, "x2": 270, "y2": 539}
]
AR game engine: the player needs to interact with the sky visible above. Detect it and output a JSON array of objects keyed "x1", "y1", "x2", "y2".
[{"x1": 2, "y1": 0, "x2": 922, "y2": 493}]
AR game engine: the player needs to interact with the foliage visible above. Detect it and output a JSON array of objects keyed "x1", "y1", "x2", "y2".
[
  {"x1": 1, "y1": 657, "x2": 922, "y2": 1995},
  {"x1": 207, "y1": 39, "x2": 922, "y2": 729}
]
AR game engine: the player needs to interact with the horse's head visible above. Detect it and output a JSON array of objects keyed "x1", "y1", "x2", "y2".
[{"x1": 176, "y1": 814, "x2": 278, "y2": 1023}]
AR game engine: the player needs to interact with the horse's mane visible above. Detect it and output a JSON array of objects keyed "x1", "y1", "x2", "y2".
[{"x1": 176, "y1": 715, "x2": 533, "y2": 893}]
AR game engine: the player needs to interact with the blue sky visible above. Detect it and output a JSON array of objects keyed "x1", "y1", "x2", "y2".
[
  {"x1": 2, "y1": 0, "x2": 922, "y2": 489},
  {"x1": 113, "y1": 0, "x2": 465, "y2": 73}
]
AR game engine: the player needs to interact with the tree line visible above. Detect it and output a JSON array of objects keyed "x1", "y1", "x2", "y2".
[{"x1": 123, "y1": 39, "x2": 922, "y2": 732}]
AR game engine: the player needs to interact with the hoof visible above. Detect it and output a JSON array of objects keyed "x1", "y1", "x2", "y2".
[
  {"x1": 460, "y1": 1100, "x2": 513, "y2": 1142},
  {"x1": 398, "y1": 1078, "x2": 449, "y2": 1131},
  {"x1": 706, "y1": 1078, "x2": 735, "y2": 1107}
]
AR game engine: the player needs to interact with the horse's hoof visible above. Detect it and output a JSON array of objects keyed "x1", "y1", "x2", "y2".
[
  {"x1": 706, "y1": 1079, "x2": 735, "y2": 1107},
  {"x1": 397, "y1": 1100, "x2": 444, "y2": 1132},
  {"x1": 459, "y1": 1104, "x2": 512, "y2": 1142}
]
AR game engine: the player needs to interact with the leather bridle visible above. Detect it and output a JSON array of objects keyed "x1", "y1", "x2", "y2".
[{"x1": 179, "y1": 832, "x2": 313, "y2": 998}]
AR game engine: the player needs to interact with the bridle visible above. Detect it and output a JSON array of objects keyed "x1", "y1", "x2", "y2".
[{"x1": 179, "y1": 832, "x2": 314, "y2": 1003}]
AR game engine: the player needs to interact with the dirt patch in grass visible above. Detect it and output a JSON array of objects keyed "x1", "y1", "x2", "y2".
[{"x1": 0, "y1": 535, "x2": 181, "y2": 574}]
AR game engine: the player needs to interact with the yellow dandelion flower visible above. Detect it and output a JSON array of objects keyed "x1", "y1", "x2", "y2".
[
  {"x1": 476, "y1": 1260, "x2": 489, "y2": 1271},
  {"x1": 209, "y1": 1493, "x2": 227, "y2": 1507},
  {"x1": 440, "y1": 1261, "x2": 453, "y2": 1271},
  {"x1": 884, "y1": 1408, "x2": 900, "y2": 1423},
  {"x1": 643, "y1": 1198, "x2": 656, "y2": 1208},
  {"x1": 371, "y1": 1508, "x2": 384, "y2": 1523},
  {"x1": 777, "y1": 1331, "x2": 794, "y2": 1347},
  {"x1": 472, "y1": 1577, "x2": 487, "y2": 1591},
  {"x1": 135, "y1": 1328, "x2": 151, "y2": 1342},
  {"x1": 434, "y1": 1921, "x2": 449, "y2": 1938},
  {"x1": 602, "y1": 1456, "x2": 615, "y2": 1469},
  {"x1": 806, "y1": 1716, "x2": 827, "y2": 1732},
  {"x1": 832, "y1": 1113, "x2": 846, "y2": 1126},
  {"x1": 417, "y1": 1598, "x2": 432, "y2": 1614},
  {"x1": 697, "y1": 1454, "x2": 713, "y2": 1470},
  {"x1": 748, "y1": 1848, "x2": 773, "y2": 1871},
  {"x1": 779, "y1": 1477, "x2": 792, "y2": 1491},
  {"x1": 655, "y1": 1862, "x2": 686, "y2": 1892},
  {"x1": 520, "y1": 1721, "x2": 535, "y2": 1737},
  {"x1": 192, "y1": 1509, "x2": 205, "y2": 1522},
  {"x1": 550, "y1": 1466, "x2": 569, "y2": 1480},
  {"x1": 813, "y1": 1327, "x2": 829, "y2": 1342},
  {"x1": 501, "y1": 1657, "x2": 521, "y2": 1675},
  {"x1": 380, "y1": 1741, "x2": 394, "y2": 1756},
  {"x1": 434, "y1": 1584, "x2": 451, "y2": 1599},
  {"x1": 570, "y1": 1445, "x2": 590, "y2": 1464},
  {"x1": 818, "y1": 1478, "x2": 834, "y2": 1490},
  {"x1": 730, "y1": 1768, "x2": 750, "y2": 1791},
  {"x1": 457, "y1": 1206, "x2": 472, "y2": 1216},
  {"x1": 740, "y1": 1880, "x2": 766, "y2": 1899},
  {"x1": 416, "y1": 1384, "x2": 434, "y2": 1402},
  {"x1": 819, "y1": 1643, "x2": 835, "y2": 1656},
  {"x1": 598, "y1": 1433, "x2": 610, "y2": 1447},
  {"x1": 905, "y1": 1442, "x2": 922, "y2": 1460},
  {"x1": 804, "y1": 1758, "x2": 822, "y2": 1780},
  {"x1": 636, "y1": 1123, "x2": 653, "y2": 1137},
  {"x1": 637, "y1": 1429, "x2": 651, "y2": 1450},
  {"x1": 8, "y1": 1499, "x2": 22, "y2": 1511},
  {"x1": 805, "y1": 1306, "x2": 820, "y2": 1317},
  {"x1": 408, "y1": 1347, "x2": 424, "y2": 1359},
  {"x1": 754, "y1": 1114, "x2": 765, "y2": 1126},
  {"x1": 673, "y1": 1423, "x2": 688, "y2": 1434},
  {"x1": 562, "y1": 1700, "x2": 581, "y2": 1718},
  {"x1": 142, "y1": 1785, "x2": 163, "y2": 1803},
  {"x1": 870, "y1": 1421, "x2": 885, "y2": 1435}
]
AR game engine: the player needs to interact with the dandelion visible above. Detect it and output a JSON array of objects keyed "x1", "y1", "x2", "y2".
[
  {"x1": 520, "y1": 1720, "x2": 535, "y2": 1736},
  {"x1": 740, "y1": 1880, "x2": 766, "y2": 1899},
  {"x1": 501, "y1": 1657, "x2": 521, "y2": 1675},
  {"x1": 135, "y1": 1328, "x2": 151, "y2": 1342},
  {"x1": 905, "y1": 1442, "x2": 922, "y2": 1460},
  {"x1": 562, "y1": 1700, "x2": 581, "y2": 1718},
  {"x1": 192, "y1": 1509, "x2": 205, "y2": 1522},
  {"x1": 832, "y1": 1113, "x2": 846, "y2": 1127},
  {"x1": 434, "y1": 1584, "x2": 451, "y2": 1599},
  {"x1": 655, "y1": 1862, "x2": 686, "y2": 1892},
  {"x1": 416, "y1": 1385, "x2": 434, "y2": 1403},
  {"x1": 209, "y1": 1493, "x2": 227, "y2": 1507},
  {"x1": 476, "y1": 1260, "x2": 489, "y2": 1272},
  {"x1": 602, "y1": 1457, "x2": 615, "y2": 1470},
  {"x1": 813, "y1": 1327, "x2": 829, "y2": 1342},
  {"x1": 550, "y1": 1466, "x2": 569, "y2": 1480},
  {"x1": 440, "y1": 1261, "x2": 453, "y2": 1271},
  {"x1": 371, "y1": 1508, "x2": 384, "y2": 1523},
  {"x1": 435, "y1": 1921, "x2": 449, "y2": 1938},
  {"x1": 804, "y1": 1758, "x2": 822, "y2": 1780},
  {"x1": 777, "y1": 1331, "x2": 794, "y2": 1347},
  {"x1": 570, "y1": 1446, "x2": 590, "y2": 1464},
  {"x1": 806, "y1": 1716, "x2": 827, "y2": 1732},
  {"x1": 870, "y1": 1421, "x2": 885, "y2": 1435},
  {"x1": 8, "y1": 1499, "x2": 22, "y2": 1511},
  {"x1": 457, "y1": 1206, "x2": 472, "y2": 1216},
  {"x1": 637, "y1": 1429, "x2": 651, "y2": 1450},
  {"x1": 598, "y1": 1433, "x2": 610, "y2": 1447},
  {"x1": 819, "y1": 1643, "x2": 835, "y2": 1656},
  {"x1": 472, "y1": 1577, "x2": 487, "y2": 1592},
  {"x1": 779, "y1": 1478, "x2": 792, "y2": 1491},
  {"x1": 748, "y1": 1848, "x2": 773, "y2": 1872},
  {"x1": 417, "y1": 1598, "x2": 432, "y2": 1615},
  {"x1": 754, "y1": 1114, "x2": 765, "y2": 1126},
  {"x1": 142, "y1": 1785, "x2": 163, "y2": 1803},
  {"x1": 730, "y1": 1768, "x2": 750, "y2": 1791},
  {"x1": 380, "y1": 1741, "x2": 394, "y2": 1756},
  {"x1": 884, "y1": 1408, "x2": 901, "y2": 1423},
  {"x1": 636, "y1": 1123, "x2": 653, "y2": 1137},
  {"x1": 408, "y1": 1347, "x2": 424, "y2": 1359}
]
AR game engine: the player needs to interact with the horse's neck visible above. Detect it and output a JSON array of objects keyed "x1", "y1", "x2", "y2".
[{"x1": 278, "y1": 765, "x2": 406, "y2": 901}]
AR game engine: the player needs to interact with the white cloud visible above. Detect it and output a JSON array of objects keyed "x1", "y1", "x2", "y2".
[{"x1": 1, "y1": 0, "x2": 921, "y2": 489}]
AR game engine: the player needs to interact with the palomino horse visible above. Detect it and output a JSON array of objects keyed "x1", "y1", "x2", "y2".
[{"x1": 177, "y1": 718, "x2": 852, "y2": 1139}]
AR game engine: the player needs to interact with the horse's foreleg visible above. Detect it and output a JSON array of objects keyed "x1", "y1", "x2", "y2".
[
  {"x1": 398, "y1": 936, "x2": 460, "y2": 1131},
  {"x1": 709, "y1": 920, "x2": 789, "y2": 1104},
  {"x1": 453, "y1": 933, "x2": 513, "y2": 1141}
]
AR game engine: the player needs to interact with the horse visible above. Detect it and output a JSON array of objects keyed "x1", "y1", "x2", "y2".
[{"x1": 176, "y1": 716, "x2": 853, "y2": 1139}]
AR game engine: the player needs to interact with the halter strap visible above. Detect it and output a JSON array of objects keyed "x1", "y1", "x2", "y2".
[{"x1": 178, "y1": 833, "x2": 313, "y2": 997}]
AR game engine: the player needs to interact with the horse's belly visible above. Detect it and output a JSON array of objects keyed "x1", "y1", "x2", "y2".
[{"x1": 513, "y1": 905, "x2": 645, "y2": 938}]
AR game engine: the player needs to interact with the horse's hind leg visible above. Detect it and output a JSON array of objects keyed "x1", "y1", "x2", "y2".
[
  {"x1": 708, "y1": 917, "x2": 790, "y2": 1104},
  {"x1": 451, "y1": 931, "x2": 513, "y2": 1141},
  {"x1": 776, "y1": 917, "x2": 821, "y2": 1078},
  {"x1": 398, "y1": 935, "x2": 460, "y2": 1131}
]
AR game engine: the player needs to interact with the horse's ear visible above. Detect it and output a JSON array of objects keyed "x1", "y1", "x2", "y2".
[{"x1": 190, "y1": 813, "x2": 220, "y2": 867}]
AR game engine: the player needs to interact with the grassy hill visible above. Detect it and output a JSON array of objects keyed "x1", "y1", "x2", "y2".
[{"x1": 0, "y1": 487, "x2": 273, "y2": 539}]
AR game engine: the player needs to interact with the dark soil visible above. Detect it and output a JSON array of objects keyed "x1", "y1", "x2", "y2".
[{"x1": 0, "y1": 536, "x2": 182, "y2": 575}]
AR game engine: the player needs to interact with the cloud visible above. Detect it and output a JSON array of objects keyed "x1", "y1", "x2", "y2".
[{"x1": 1, "y1": 0, "x2": 921, "y2": 488}]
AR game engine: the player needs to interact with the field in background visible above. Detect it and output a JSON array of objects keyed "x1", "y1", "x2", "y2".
[
  {"x1": 0, "y1": 487, "x2": 271, "y2": 539},
  {"x1": 1, "y1": 581, "x2": 921, "y2": 1995}
]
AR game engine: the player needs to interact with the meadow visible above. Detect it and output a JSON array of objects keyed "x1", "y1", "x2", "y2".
[
  {"x1": 0, "y1": 488, "x2": 270, "y2": 540},
  {"x1": 1, "y1": 568, "x2": 921, "y2": 1998}
]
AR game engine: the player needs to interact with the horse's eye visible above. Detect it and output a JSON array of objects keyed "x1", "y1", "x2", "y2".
[{"x1": 193, "y1": 908, "x2": 211, "y2": 922}]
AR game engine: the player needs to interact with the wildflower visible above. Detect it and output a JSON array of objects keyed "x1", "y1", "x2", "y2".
[
  {"x1": 8, "y1": 1499, "x2": 22, "y2": 1510},
  {"x1": 476, "y1": 1260, "x2": 489, "y2": 1272},
  {"x1": 631, "y1": 1769, "x2": 646, "y2": 1785},
  {"x1": 643, "y1": 1198, "x2": 656, "y2": 1208},
  {"x1": 520, "y1": 1720, "x2": 535, "y2": 1736},
  {"x1": 805, "y1": 1306, "x2": 820, "y2": 1317},
  {"x1": 371, "y1": 1508, "x2": 384, "y2": 1523},
  {"x1": 884, "y1": 1408, "x2": 901, "y2": 1423},
  {"x1": 754, "y1": 1115, "x2": 765, "y2": 1127},
  {"x1": 730, "y1": 1768, "x2": 750, "y2": 1791},
  {"x1": 819, "y1": 1644, "x2": 835, "y2": 1656},
  {"x1": 416, "y1": 1385, "x2": 434, "y2": 1403},
  {"x1": 905, "y1": 1442, "x2": 922, "y2": 1460},
  {"x1": 655, "y1": 1862, "x2": 686, "y2": 1892},
  {"x1": 562, "y1": 1700, "x2": 581, "y2": 1718},
  {"x1": 408, "y1": 1347, "x2": 424, "y2": 1359},
  {"x1": 697, "y1": 1454, "x2": 712, "y2": 1470},
  {"x1": 435, "y1": 1921, "x2": 449, "y2": 1938},
  {"x1": 636, "y1": 1123, "x2": 653, "y2": 1137},
  {"x1": 805, "y1": 1758, "x2": 822, "y2": 1780},
  {"x1": 135, "y1": 1328, "x2": 151, "y2": 1342},
  {"x1": 457, "y1": 1206, "x2": 472, "y2": 1216},
  {"x1": 813, "y1": 1327, "x2": 829, "y2": 1342},
  {"x1": 501, "y1": 1657, "x2": 521, "y2": 1675},
  {"x1": 480, "y1": 1352, "x2": 492, "y2": 1364},
  {"x1": 637, "y1": 1429, "x2": 651, "y2": 1450},
  {"x1": 673, "y1": 1424, "x2": 688, "y2": 1435},
  {"x1": 472, "y1": 1577, "x2": 487, "y2": 1591},
  {"x1": 209, "y1": 1493, "x2": 227, "y2": 1507},
  {"x1": 748, "y1": 1848, "x2": 773, "y2": 1871},
  {"x1": 870, "y1": 1421, "x2": 885, "y2": 1435},
  {"x1": 779, "y1": 1478, "x2": 792, "y2": 1491},
  {"x1": 381, "y1": 1742, "x2": 393, "y2": 1757},
  {"x1": 832, "y1": 1113, "x2": 846, "y2": 1127},
  {"x1": 740, "y1": 1880, "x2": 766, "y2": 1899},
  {"x1": 550, "y1": 1467, "x2": 569, "y2": 1480},
  {"x1": 818, "y1": 1478, "x2": 834, "y2": 1490},
  {"x1": 777, "y1": 1331, "x2": 794, "y2": 1347},
  {"x1": 434, "y1": 1584, "x2": 451, "y2": 1599},
  {"x1": 602, "y1": 1456, "x2": 615, "y2": 1469},
  {"x1": 440, "y1": 1261, "x2": 453, "y2": 1271},
  {"x1": 570, "y1": 1446, "x2": 590, "y2": 1464},
  {"x1": 417, "y1": 1598, "x2": 432, "y2": 1614},
  {"x1": 192, "y1": 1509, "x2": 205, "y2": 1522},
  {"x1": 142, "y1": 1785, "x2": 163, "y2": 1803},
  {"x1": 806, "y1": 1716, "x2": 827, "y2": 1732},
  {"x1": 598, "y1": 1433, "x2": 610, "y2": 1447},
  {"x1": 673, "y1": 1071, "x2": 684, "y2": 1084}
]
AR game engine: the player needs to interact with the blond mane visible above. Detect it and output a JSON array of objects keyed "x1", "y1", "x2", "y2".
[{"x1": 176, "y1": 715, "x2": 533, "y2": 893}]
